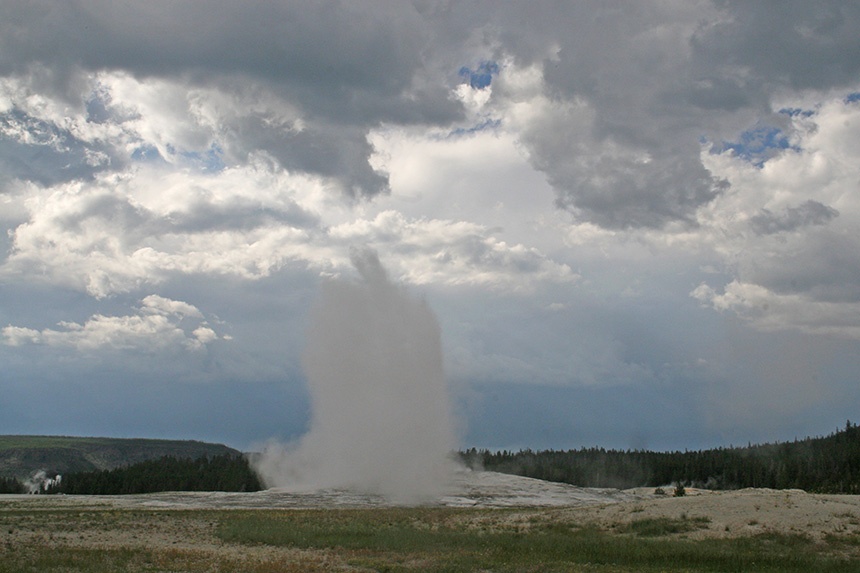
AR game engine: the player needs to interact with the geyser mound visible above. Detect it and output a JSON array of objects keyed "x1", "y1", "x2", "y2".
[{"x1": 254, "y1": 249, "x2": 458, "y2": 502}]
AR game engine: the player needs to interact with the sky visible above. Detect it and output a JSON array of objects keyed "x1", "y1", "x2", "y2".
[{"x1": 2, "y1": 1, "x2": 860, "y2": 453}]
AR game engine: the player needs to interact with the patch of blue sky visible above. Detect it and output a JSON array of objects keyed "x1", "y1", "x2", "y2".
[
  {"x1": 717, "y1": 93, "x2": 856, "y2": 166},
  {"x1": 130, "y1": 144, "x2": 164, "y2": 163},
  {"x1": 712, "y1": 124, "x2": 798, "y2": 167},
  {"x1": 778, "y1": 107, "x2": 815, "y2": 118},
  {"x1": 135, "y1": 142, "x2": 225, "y2": 172},
  {"x1": 179, "y1": 143, "x2": 225, "y2": 173},
  {"x1": 445, "y1": 118, "x2": 502, "y2": 139},
  {"x1": 459, "y1": 61, "x2": 499, "y2": 90}
]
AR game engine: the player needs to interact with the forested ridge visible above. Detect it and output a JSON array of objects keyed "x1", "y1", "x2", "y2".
[
  {"x1": 461, "y1": 421, "x2": 860, "y2": 493},
  {"x1": 0, "y1": 435, "x2": 239, "y2": 481},
  {"x1": 41, "y1": 453, "x2": 262, "y2": 495}
]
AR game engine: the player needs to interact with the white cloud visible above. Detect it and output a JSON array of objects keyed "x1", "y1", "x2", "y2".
[
  {"x1": 330, "y1": 210, "x2": 576, "y2": 290},
  {"x1": 141, "y1": 294, "x2": 203, "y2": 318},
  {"x1": 690, "y1": 92, "x2": 860, "y2": 337},
  {"x1": 192, "y1": 326, "x2": 218, "y2": 345},
  {"x1": 2, "y1": 119, "x2": 575, "y2": 297},
  {"x1": 0, "y1": 16, "x2": 579, "y2": 302},
  {"x1": 0, "y1": 163, "x2": 325, "y2": 296},
  {"x1": 2, "y1": 325, "x2": 42, "y2": 346},
  {"x1": 2, "y1": 296, "x2": 223, "y2": 351},
  {"x1": 692, "y1": 280, "x2": 860, "y2": 339}
]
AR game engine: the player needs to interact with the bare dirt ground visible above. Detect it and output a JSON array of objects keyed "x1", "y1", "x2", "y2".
[
  {"x1": 563, "y1": 486, "x2": 860, "y2": 540},
  {"x1": 2, "y1": 471, "x2": 860, "y2": 570}
]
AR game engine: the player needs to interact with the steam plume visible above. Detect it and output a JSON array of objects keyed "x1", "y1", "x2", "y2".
[{"x1": 254, "y1": 248, "x2": 458, "y2": 502}]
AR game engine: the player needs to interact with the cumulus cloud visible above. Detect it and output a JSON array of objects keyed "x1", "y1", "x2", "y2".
[
  {"x1": 2, "y1": 4, "x2": 857, "y2": 323},
  {"x1": 0, "y1": 162, "x2": 573, "y2": 297},
  {"x1": 692, "y1": 280, "x2": 860, "y2": 339},
  {"x1": 442, "y1": 2, "x2": 737, "y2": 229},
  {"x1": 0, "y1": 56, "x2": 577, "y2": 300},
  {"x1": 0, "y1": 163, "x2": 323, "y2": 296},
  {"x1": 141, "y1": 294, "x2": 203, "y2": 319},
  {"x1": 3, "y1": 2, "x2": 859, "y2": 232},
  {"x1": 2, "y1": 296, "x2": 222, "y2": 351},
  {"x1": 414, "y1": 1, "x2": 860, "y2": 232},
  {"x1": 691, "y1": 93, "x2": 860, "y2": 336},
  {"x1": 0, "y1": 1, "x2": 464, "y2": 199},
  {"x1": 329, "y1": 211, "x2": 577, "y2": 289}
]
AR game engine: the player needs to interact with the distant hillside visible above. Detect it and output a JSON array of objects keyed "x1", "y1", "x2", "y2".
[{"x1": 0, "y1": 436, "x2": 240, "y2": 480}]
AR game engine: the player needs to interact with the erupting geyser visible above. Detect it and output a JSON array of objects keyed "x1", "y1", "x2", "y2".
[{"x1": 254, "y1": 248, "x2": 458, "y2": 502}]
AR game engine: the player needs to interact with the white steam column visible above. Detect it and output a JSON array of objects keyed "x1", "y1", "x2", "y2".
[{"x1": 255, "y1": 248, "x2": 458, "y2": 502}]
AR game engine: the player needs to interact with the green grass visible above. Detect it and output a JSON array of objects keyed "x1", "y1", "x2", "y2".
[
  {"x1": 0, "y1": 545, "x2": 299, "y2": 573},
  {"x1": 2, "y1": 505, "x2": 858, "y2": 572},
  {"x1": 622, "y1": 516, "x2": 711, "y2": 536},
  {"x1": 217, "y1": 508, "x2": 860, "y2": 572},
  {"x1": 0, "y1": 547, "x2": 144, "y2": 573}
]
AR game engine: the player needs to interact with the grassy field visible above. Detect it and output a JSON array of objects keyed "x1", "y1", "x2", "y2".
[{"x1": 2, "y1": 503, "x2": 859, "y2": 572}]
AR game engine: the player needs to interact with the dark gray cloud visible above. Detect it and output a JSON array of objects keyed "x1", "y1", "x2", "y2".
[
  {"x1": 4, "y1": 2, "x2": 859, "y2": 221},
  {"x1": 750, "y1": 200, "x2": 839, "y2": 236},
  {"x1": 51, "y1": 190, "x2": 317, "y2": 239},
  {"x1": 546, "y1": 146, "x2": 729, "y2": 229},
  {"x1": 737, "y1": 234, "x2": 860, "y2": 304},
  {"x1": 428, "y1": 1, "x2": 744, "y2": 229},
  {"x1": 4, "y1": 1, "x2": 828, "y2": 225},
  {"x1": 0, "y1": 0, "x2": 464, "y2": 199},
  {"x1": 228, "y1": 119, "x2": 388, "y2": 199},
  {"x1": 425, "y1": 1, "x2": 860, "y2": 230},
  {"x1": 0, "y1": 2, "x2": 425, "y2": 96},
  {"x1": 691, "y1": 1, "x2": 860, "y2": 92}
]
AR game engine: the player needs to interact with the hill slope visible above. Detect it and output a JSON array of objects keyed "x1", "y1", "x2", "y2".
[{"x1": 0, "y1": 436, "x2": 240, "y2": 480}]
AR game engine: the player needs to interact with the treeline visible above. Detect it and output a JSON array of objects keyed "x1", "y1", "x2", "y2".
[
  {"x1": 43, "y1": 453, "x2": 262, "y2": 495},
  {"x1": 461, "y1": 421, "x2": 860, "y2": 494},
  {"x1": 0, "y1": 476, "x2": 24, "y2": 494}
]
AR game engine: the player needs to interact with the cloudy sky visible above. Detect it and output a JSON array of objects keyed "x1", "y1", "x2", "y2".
[{"x1": 2, "y1": 1, "x2": 860, "y2": 453}]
